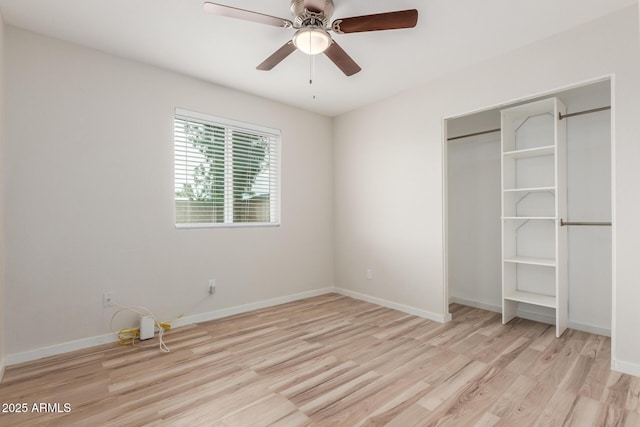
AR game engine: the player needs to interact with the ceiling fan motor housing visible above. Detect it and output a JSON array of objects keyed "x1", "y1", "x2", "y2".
[{"x1": 290, "y1": 0, "x2": 334, "y2": 28}]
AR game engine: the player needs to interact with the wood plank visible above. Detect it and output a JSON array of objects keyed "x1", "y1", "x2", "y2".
[{"x1": 417, "y1": 366, "x2": 518, "y2": 426}]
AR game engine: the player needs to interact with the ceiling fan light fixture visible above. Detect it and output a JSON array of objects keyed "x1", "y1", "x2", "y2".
[{"x1": 292, "y1": 27, "x2": 331, "y2": 55}]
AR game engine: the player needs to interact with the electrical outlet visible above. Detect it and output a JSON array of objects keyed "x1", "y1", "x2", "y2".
[
  {"x1": 103, "y1": 292, "x2": 114, "y2": 307},
  {"x1": 366, "y1": 269, "x2": 373, "y2": 280},
  {"x1": 208, "y1": 279, "x2": 216, "y2": 295}
]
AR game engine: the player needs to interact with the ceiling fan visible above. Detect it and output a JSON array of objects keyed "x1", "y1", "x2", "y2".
[{"x1": 203, "y1": 0, "x2": 418, "y2": 76}]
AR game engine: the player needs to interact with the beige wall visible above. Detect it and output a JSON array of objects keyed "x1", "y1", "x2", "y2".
[
  {"x1": 4, "y1": 27, "x2": 334, "y2": 355},
  {"x1": 0, "y1": 9, "x2": 5, "y2": 378},
  {"x1": 334, "y1": 6, "x2": 640, "y2": 374}
]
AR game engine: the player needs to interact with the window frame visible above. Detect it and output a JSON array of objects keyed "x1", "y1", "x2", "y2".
[{"x1": 174, "y1": 108, "x2": 281, "y2": 229}]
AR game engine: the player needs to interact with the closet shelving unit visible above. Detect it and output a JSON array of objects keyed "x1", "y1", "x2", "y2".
[{"x1": 501, "y1": 97, "x2": 567, "y2": 337}]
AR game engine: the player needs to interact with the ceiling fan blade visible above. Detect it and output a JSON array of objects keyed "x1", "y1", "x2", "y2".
[
  {"x1": 324, "y1": 40, "x2": 361, "y2": 76},
  {"x1": 203, "y1": 2, "x2": 293, "y2": 28},
  {"x1": 331, "y1": 9, "x2": 418, "y2": 34},
  {"x1": 304, "y1": 0, "x2": 328, "y2": 13},
  {"x1": 257, "y1": 41, "x2": 297, "y2": 71}
]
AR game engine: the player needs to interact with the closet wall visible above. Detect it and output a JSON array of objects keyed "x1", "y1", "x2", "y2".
[
  {"x1": 447, "y1": 113, "x2": 501, "y2": 311},
  {"x1": 446, "y1": 80, "x2": 612, "y2": 335}
]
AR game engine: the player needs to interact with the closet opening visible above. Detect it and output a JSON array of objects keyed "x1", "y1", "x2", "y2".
[{"x1": 443, "y1": 78, "x2": 613, "y2": 337}]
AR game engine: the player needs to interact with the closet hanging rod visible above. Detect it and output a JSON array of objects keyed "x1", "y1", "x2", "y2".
[
  {"x1": 447, "y1": 128, "x2": 501, "y2": 141},
  {"x1": 558, "y1": 106, "x2": 611, "y2": 120},
  {"x1": 447, "y1": 105, "x2": 611, "y2": 141},
  {"x1": 560, "y1": 219, "x2": 612, "y2": 227}
]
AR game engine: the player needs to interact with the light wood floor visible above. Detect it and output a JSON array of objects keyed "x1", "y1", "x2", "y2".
[{"x1": 1, "y1": 294, "x2": 639, "y2": 426}]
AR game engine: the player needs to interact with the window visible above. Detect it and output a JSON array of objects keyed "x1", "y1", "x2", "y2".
[{"x1": 174, "y1": 108, "x2": 280, "y2": 227}]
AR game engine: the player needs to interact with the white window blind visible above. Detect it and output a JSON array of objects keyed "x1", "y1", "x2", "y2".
[{"x1": 174, "y1": 108, "x2": 280, "y2": 227}]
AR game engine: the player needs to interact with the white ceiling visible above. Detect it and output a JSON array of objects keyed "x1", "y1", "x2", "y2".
[{"x1": 0, "y1": 0, "x2": 635, "y2": 116}]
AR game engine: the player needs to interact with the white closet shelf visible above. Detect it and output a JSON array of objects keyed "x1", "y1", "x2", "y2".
[
  {"x1": 503, "y1": 186, "x2": 555, "y2": 193},
  {"x1": 503, "y1": 256, "x2": 556, "y2": 267},
  {"x1": 503, "y1": 145, "x2": 555, "y2": 159},
  {"x1": 501, "y1": 97, "x2": 566, "y2": 338},
  {"x1": 504, "y1": 291, "x2": 557, "y2": 308}
]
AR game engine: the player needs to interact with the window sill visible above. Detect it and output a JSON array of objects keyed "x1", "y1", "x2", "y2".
[{"x1": 175, "y1": 222, "x2": 281, "y2": 230}]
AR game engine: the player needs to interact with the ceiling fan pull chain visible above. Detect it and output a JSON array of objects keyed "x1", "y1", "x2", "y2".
[{"x1": 310, "y1": 54, "x2": 317, "y2": 99}]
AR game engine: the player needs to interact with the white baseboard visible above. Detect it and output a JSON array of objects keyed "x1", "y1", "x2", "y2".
[
  {"x1": 6, "y1": 333, "x2": 118, "y2": 366},
  {"x1": 612, "y1": 359, "x2": 640, "y2": 377},
  {"x1": 568, "y1": 321, "x2": 611, "y2": 337},
  {"x1": 450, "y1": 297, "x2": 501, "y2": 313},
  {"x1": 5, "y1": 287, "x2": 335, "y2": 366},
  {"x1": 170, "y1": 287, "x2": 335, "y2": 329},
  {"x1": 334, "y1": 287, "x2": 447, "y2": 323},
  {"x1": 516, "y1": 308, "x2": 556, "y2": 326}
]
